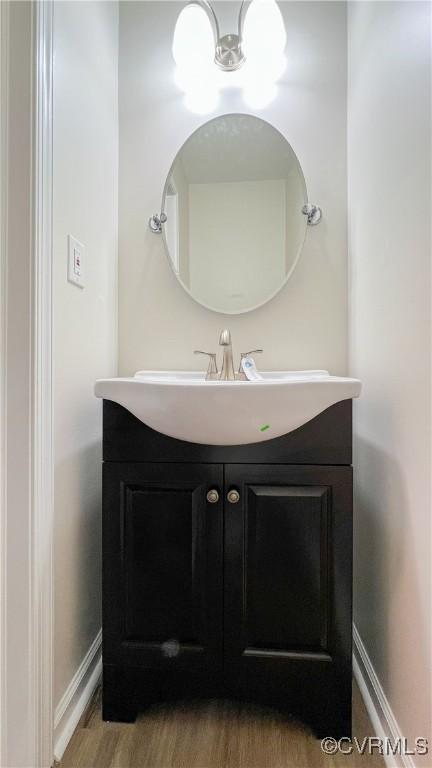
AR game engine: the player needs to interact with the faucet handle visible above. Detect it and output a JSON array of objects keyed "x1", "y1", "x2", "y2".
[
  {"x1": 194, "y1": 351, "x2": 219, "y2": 380},
  {"x1": 238, "y1": 349, "x2": 263, "y2": 373}
]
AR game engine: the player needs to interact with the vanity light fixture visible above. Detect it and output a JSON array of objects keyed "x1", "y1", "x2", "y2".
[
  {"x1": 174, "y1": 0, "x2": 246, "y2": 74},
  {"x1": 172, "y1": 0, "x2": 287, "y2": 111}
]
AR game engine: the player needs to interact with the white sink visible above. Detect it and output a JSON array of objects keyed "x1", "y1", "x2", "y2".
[{"x1": 94, "y1": 369, "x2": 361, "y2": 446}]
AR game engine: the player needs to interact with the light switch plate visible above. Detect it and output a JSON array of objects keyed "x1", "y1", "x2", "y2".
[{"x1": 67, "y1": 235, "x2": 85, "y2": 288}]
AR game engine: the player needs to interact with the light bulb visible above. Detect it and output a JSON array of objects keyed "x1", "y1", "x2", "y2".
[
  {"x1": 242, "y1": 50, "x2": 285, "y2": 86},
  {"x1": 173, "y1": 3, "x2": 219, "y2": 109},
  {"x1": 172, "y1": 4, "x2": 215, "y2": 71},
  {"x1": 242, "y1": 0, "x2": 286, "y2": 62}
]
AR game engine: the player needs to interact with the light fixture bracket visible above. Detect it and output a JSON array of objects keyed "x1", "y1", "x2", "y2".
[
  {"x1": 185, "y1": 0, "x2": 248, "y2": 72},
  {"x1": 215, "y1": 33, "x2": 245, "y2": 71}
]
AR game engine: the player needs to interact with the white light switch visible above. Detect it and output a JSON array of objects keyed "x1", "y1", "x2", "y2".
[{"x1": 68, "y1": 235, "x2": 85, "y2": 288}]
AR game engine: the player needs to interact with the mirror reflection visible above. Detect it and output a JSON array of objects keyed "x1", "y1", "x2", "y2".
[{"x1": 163, "y1": 114, "x2": 308, "y2": 314}]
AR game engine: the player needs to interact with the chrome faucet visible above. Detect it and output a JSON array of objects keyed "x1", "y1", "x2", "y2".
[
  {"x1": 219, "y1": 329, "x2": 235, "y2": 380},
  {"x1": 195, "y1": 331, "x2": 263, "y2": 381}
]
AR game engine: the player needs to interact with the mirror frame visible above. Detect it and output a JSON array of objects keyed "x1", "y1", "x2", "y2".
[{"x1": 161, "y1": 113, "x2": 308, "y2": 315}]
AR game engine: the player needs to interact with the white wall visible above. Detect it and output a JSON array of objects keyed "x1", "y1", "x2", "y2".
[
  {"x1": 118, "y1": 1, "x2": 348, "y2": 374},
  {"x1": 53, "y1": 0, "x2": 118, "y2": 714},
  {"x1": 348, "y1": 0, "x2": 431, "y2": 753}
]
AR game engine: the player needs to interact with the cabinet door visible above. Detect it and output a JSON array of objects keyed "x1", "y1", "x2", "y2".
[
  {"x1": 224, "y1": 464, "x2": 352, "y2": 737},
  {"x1": 103, "y1": 462, "x2": 223, "y2": 679}
]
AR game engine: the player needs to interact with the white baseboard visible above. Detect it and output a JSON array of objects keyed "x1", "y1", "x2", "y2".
[
  {"x1": 353, "y1": 623, "x2": 416, "y2": 768},
  {"x1": 53, "y1": 629, "x2": 102, "y2": 762}
]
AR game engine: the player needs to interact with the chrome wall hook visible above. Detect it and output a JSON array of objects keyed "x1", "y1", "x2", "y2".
[
  {"x1": 148, "y1": 212, "x2": 167, "y2": 234},
  {"x1": 302, "y1": 204, "x2": 322, "y2": 226}
]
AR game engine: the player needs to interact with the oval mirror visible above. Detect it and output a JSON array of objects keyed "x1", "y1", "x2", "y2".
[{"x1": 162, "y1": 114, "x2": 308, "y2": 314}]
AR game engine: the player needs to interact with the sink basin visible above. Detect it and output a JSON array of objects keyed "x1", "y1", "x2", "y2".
[{"x1": 95, "y1": 369, "x2": 361, "y2": 446}]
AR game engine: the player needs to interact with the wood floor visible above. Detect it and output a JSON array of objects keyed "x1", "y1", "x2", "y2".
[{"x1": 61, "y1": 681, "x2": 384, "y2": 768}]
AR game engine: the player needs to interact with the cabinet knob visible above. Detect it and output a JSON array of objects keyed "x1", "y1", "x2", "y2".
[
  {"x1": 206, "y1": 489, "x2": 219, "y2": 504},
  {"x1": 227, "y1": 489, "x2": 240, "y2": 504}
]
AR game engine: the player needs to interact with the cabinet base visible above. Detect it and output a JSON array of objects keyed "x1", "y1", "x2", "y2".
[
  {"x1": 102, "y1": 665, "x2": 138, "y2": 723},
  {"x1": 102, "y1": 664, "x2": 352, "y2": 739}
]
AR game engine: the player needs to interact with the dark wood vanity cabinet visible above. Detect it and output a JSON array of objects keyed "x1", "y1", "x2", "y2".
[{"x1": 102, "y1": 399, "x2": 353, "y2": 738}]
